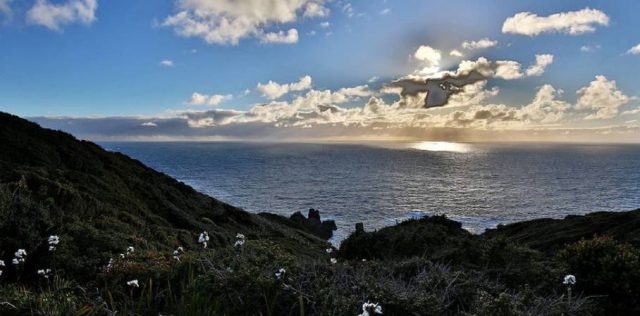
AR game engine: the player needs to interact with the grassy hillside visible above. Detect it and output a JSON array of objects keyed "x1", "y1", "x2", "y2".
[{"x1": 0, "y1": 112, "x2": 327, "y2": 281}]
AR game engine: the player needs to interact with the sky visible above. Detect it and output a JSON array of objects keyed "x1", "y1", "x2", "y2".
[{"x1": 1, "y1": 0, "x2": 640, "y2": 142}]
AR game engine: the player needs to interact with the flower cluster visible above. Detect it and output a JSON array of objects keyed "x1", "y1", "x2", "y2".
[
  {"x1": 37, "y1": 269, "x2": 52, "y2": 279},
  {"x1": 173, "y1": 246, "x2": 184, "y2": 261},
  {"x1": 326, "y1": 248, "x2": 333, "y2": 254},
  {"x1": 359, "y1": 301, "x2": 383, "y2": 316},
  {"x1": 48, "y1": 235, "x2": 60, "y2": 252},
  {"x1": 563, "y1": 274, "x2": 576, "y2": 286},
  {"x1": 234, "y1": 233, "x2": 246, "y2": 248},
  {"x1": 12, "y1": 249, "x2": 27, "y2": 265},
  {"x1": 126, "y1": 246, "x2": 135, "y2": 255},
  {"x1": 198, "y1": 231, "x2": 210, "y2": 248},
  {"x1": 275, "y1": 268, "x2": 286, "y2": 280},
  {"x1": 127, "y1": 279, "x2": 139, "y2": 288},
  {"x1": 330, "y1": 258, "x2": 337, "y2": 265}
]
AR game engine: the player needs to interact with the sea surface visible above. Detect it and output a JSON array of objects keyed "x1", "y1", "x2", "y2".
[{"x1": 100, "y1": 141, "x2": 640, "y2": 243}]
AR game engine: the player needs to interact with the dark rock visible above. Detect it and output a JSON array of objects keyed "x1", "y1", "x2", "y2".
[{"x1": 289, "y1": 208, "x2": 337, "y2": 240}]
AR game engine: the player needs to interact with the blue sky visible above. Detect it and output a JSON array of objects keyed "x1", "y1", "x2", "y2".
[{"x1": 1, "y1": 0, "x2": 639, "y2": 142}]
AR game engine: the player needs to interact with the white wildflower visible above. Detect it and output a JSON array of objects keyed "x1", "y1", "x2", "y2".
[
  {"x1": 48, "y1": 235, "x2": 60, "y2": 251},
  {"x1": 127, "y1": 279, "x2": 139, "y2": 287},
  {"x1": 359, "y1": 301, "x2": 383, "y2": 316},
  {"x1": 172, "y1": 246, "x2": 184, "y2": 261},
  {"x1": 119, "y1": 253, "x2": 125, "y2": 259},
  {"x1": 330, "y1": 258, "x2": 337, "y2": 265},
  {"x1": 126, "y1": 246, "x2": 135, "y2": 254},
  {"x1": 13, "y1": 248, "x2": 27, "y2": 264},
  {"x1": 275, "y1": 268, "x2": 286, "y2": 280},
  {"x1": 234, "y1": 233, "x2": 246, "y2": 248},
  {"x1": 198, "y1": 231, "x2": 210, "y2": 248},
  {"x1": 106, "y1": 258, "x2": 114, "y2": 270},
  {"x1": 563, "y1": 274, "x2": 576, "y2": 285},
  {"x1": 326, "y1": 248, "x2": 333, "y2": 254},
  {"x1": 0, "y1": 260, "x2": 5, "y2": 267},
  {"x1": 37, "y1": 269, "x2": 52, "y2": 279}
]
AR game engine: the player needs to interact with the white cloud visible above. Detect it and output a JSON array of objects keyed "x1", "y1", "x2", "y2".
[
  {"x1": 141, "y1": 122, "x2": 158, "y2": 127},
  {"x1": 495, "y1": 60, "x2": 524, "y2": 80},
  {"x1": 461, "y1": 38, "x2": 498, "y2": 50},
  {"x1": 521, "y1": 84, "x2": 570, "y2": 123},
  {"x1": 368, "y1": 76, "x2": 379, "y2": 83},
  {"x1": 160, "y1": 59, "x2": 175, "y2": 67},
  {"x1": 342, "y1": 3, "x2": 353, "y2": 18},
  {"x1": 260, "y1": 28, "x2": 299, "y2": 44},
  {"x1": 493, "y1": 54, "x2": 553, "y2": 80},
  {"x1": 0, "y1": 0, "x2": 13, "y2": 17},
  {"x1": 627, "y1": 43, "x2": 640, "y2": 55},
  {"x1": 162, "y1": 0, "x2": 327, "y2": 45},
  {"x1": 26, "y1": 0, "x2": 98, "y2": 31},
  {"x1": 304, "y1": 2, "x2": 329, "y2": 17},
  {"x1": 319, "y1": 21, "x2": 330, "y2": 28},
  {"x1": 576, "y1": 75, "x2": 630, "y2": 119},
  {"x1": 580, "y1": 45, "x2": 600, "y2": 52},
  {"x1": 379, "y1": 8, "x2": 391, "y2": 15},
  {"x1": 449, "y1": 49, "x2": 464, "y2": 58},
  {"x1": 257, "y1": 75, "x2": 313, "y2": 100},
  {"x1": 502, "y1": 7, "x2": 609, "y2": 36},
  {"x1": 525, "y1": 54, "x2": 554, "y2": 76},
  {"x1": 187, "y1": 92, "x2": 233, "y2": 106},
  {"x1": 413, "y1": 45, "x2": 441, "y2": 74}
]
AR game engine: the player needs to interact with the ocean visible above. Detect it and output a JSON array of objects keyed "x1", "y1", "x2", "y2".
[{"x1": 100, "y1": 141, "x2": 640, "y2": 243}]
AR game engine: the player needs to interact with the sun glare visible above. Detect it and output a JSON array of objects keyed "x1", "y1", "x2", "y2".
[{"x1": 410, "y1": 141, "x2": 471, "y2": 153}]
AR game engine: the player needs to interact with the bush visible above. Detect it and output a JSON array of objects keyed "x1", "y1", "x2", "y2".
[{"x1": 558, "y1": 236, "x2": 640, "y2": 313}]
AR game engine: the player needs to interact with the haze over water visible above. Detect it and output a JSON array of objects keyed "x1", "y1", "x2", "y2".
[{"x1": 102, "y1": 142, "x2": 640, "y2": 243}]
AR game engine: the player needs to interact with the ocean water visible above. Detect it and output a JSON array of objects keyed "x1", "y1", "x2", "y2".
[{"x1": 100, "y1": 141, "x2": 640, "y2": 243}]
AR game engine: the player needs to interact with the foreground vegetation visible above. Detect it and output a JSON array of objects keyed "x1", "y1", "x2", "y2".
[{"x1": 1, "y1": 112, "x2": 639, "y2": 315}]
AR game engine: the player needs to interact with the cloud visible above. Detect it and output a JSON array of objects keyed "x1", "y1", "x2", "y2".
[
  {"x1": 257, "y1": 75, "x2": 313, "y2": 100},
  {"x1": 413, "y1": 45, "x2": 442, "y2": 74},
  {"x1": 0, "y1": 0, "x2": 13, "y2": 17},
  {"x1": 342, "y1": 3, "x2": 354, "y2": 18},
  {"x1": 186, "y1": 92, "x2": 233, "y2": 106},
  {"x1": 495, "y1": 54, "x2": 554, "y2": 79},
  {"x1": 449, "y1": 50, "x2": 464, "y2": 58},
  {"x1": 627, "y1": 43, "x2": 640, "y2": 55},
  {"x1": 141, "y1": 122, "x2": 158, "y2": 127},
  {"x1": 304, "y1": 2, "x2": 329, "y2": 17},
  {"x1": 576, "y1": 75, "x2": 631, "y2": 119},
  {"x1": 524, "y1": 54, "x2": 554, "y2": 76},
  {"x1": 260, "y1": 28, "x2": 299, "y2": 44},
  {"x1": 319, "y1": 21, "x2": 330, "y2": 28},
  {"x1": 502, "y1": 7, "x2": 609, "y2": 36},
  {"x1": 461, "y1": 38, "x2": 498, "y2": 50},
  {"x1": 580, "y1": 45, "x2": 600, "y2": 53},
  {"x1": 379, "y1": 8, "x2": 390, "y2": 15},
  {"x1": 368, "y1": 76, "x2": 379, "y2": 83},
  {"x1": 162, "y1": 0, "x2": 327, "y2": 45},
  {"x1": 495, "y1": 60, "x2": 524, "y2": 80},
  {"x1": 160, "y1": 59, "x2": 175, "y2": 67},
  {"x1": 26, "y1": 0, "x2": 98, "y2": 31}
]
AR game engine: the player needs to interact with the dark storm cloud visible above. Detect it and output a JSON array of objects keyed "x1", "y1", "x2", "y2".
[{"x1": 387, "y1": 70, "x2": 487, "y2": 108}]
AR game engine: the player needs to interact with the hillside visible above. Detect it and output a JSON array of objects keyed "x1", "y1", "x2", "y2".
[{"x1": 0, "y1": 112, "x2": 327, "y2": 280}]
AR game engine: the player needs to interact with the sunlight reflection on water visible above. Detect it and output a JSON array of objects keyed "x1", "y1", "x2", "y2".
[{"x1": 410, "y1": 141, "x2": 471, "y2": 153}]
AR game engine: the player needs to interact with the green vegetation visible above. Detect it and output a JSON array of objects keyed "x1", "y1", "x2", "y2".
[{"x1": 0, "y1": 112, "x2": 638, "y2": 315}]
